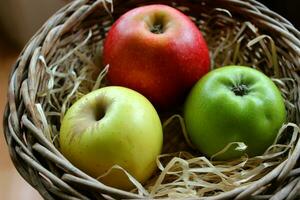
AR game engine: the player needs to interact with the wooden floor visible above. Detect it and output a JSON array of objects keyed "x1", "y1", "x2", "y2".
[{"x1": 0, "y1": 35, "x2": 42, "y2": 199}]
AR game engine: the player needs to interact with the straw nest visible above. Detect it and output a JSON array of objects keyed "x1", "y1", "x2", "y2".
[{"x1": 3, "y1": 0, "x2": 300, "y2": 199}]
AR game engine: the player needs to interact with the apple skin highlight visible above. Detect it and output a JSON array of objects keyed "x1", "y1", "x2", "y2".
[{"x1": 104, "y1": 4, "x2": 210, "y2": 109}]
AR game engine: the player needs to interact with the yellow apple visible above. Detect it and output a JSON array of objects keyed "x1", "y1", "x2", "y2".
[{"x1": 60, "y1": 86, "x2": 163, "y2": 189}]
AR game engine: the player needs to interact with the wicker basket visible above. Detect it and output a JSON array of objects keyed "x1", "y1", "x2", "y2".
[{"x1": 3, "y1": 0, "x2": 300, "y2": 199}]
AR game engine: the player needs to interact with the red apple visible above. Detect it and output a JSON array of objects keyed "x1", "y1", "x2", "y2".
[{"x1": 103, "y1": 4, "x2": 210, "y2": 109}]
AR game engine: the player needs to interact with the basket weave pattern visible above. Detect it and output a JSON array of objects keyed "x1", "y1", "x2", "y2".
[{"x1": 3, "y1": 0, "x2": 300, "y2": 199}]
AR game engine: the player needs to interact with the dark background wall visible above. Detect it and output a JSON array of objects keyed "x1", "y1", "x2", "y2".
[{"x1": 258, "y1": 0, "x2": 299, "y2": 28}]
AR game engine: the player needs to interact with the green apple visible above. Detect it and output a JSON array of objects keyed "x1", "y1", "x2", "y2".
[
  {"x1": 184, "y1": 66, "x2": 286, "y2": 160},
  {"x1": 60, "y1": 86, "x2": 163, "y2": 189}
]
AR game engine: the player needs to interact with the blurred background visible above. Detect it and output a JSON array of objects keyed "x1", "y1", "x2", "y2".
[{"x1": 0, "y1": 0, "x2": 298, "y2": 199}]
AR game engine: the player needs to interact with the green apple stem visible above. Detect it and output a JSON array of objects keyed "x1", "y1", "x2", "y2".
[{"x1": 232, "y1": 84, "x2": 249, "y2": 96}]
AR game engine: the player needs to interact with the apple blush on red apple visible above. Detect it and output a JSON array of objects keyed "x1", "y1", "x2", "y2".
[{"x1": 103, "y1": 4, "x2": 210, "y2": 109}]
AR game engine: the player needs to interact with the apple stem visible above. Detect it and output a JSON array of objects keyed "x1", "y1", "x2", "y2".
[
  {"x1": 232, "y1": 84, "x2": 249, "y2": 96},
  {"x1": 150, "y1": 24, "x2": 164, "y2": 34},
  {"x1": 95, "y1": 109, "x2": 105, "y2": 121}
]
